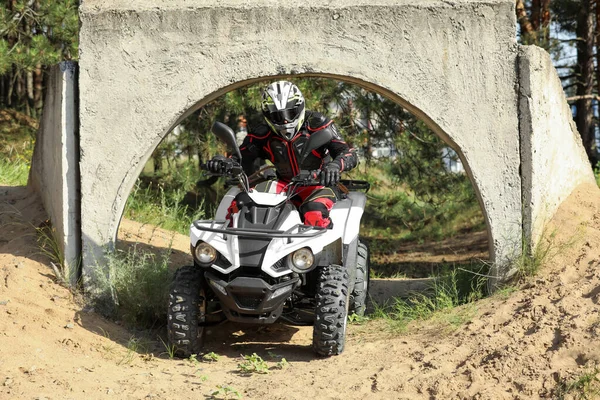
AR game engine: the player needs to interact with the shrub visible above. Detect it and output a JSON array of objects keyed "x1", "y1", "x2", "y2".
[{"x1": 93, "y1": 244, "x2": 173, "y2": 328}]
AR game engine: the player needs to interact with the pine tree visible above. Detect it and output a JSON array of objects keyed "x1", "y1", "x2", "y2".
[{"x1": 0, "y1": 0, "x2": 78, "y2": 117}]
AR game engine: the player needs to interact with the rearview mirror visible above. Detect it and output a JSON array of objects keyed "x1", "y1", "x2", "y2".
[
  {"x1": 211, "y1": 122, "x2": 242, "y2": 161},
  {"x1": 299, "y1": 127, "x2": 334, "y2": 164}
]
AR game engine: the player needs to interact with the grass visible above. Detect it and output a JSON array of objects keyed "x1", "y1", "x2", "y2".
[
  {"x1": 369, "y1": 266, "x2": 487, "y2": 332},
  {"x1": 0, "y1": 158, "x2": 30, "y2": 186},
  {"x1": 124, "y1": 180, "x2": 207, "y2": 235},
  {"x1": 91, "y1": 244, "x2": 173, "y2": 328},
  {"x1": 159, "y1": 336, "x2": 177, "y2": 359},
  {"x1": 348, "y1": 164, "x2": 485, "y2": 245},
  {"x1": 514, "y1": 229, "x2": 558, "y2": 279},
  {"x1": 554, "y1": 367, "x2": 600, "y2": 400},
  {"x1": 345, "y1": 164, "x2": 486, "y2": 278},
  {"x1": 514, "y1": 221, "x2": 582, "y2": 280},
  {"x1": 0, "y1": 109, "x2": 35, "y2": 186},
  {"x1": 34, "y1": 220, "x2": 81, "y2": 288},
  {"x1": 117, "y1": 336, "x2": 149, "y2": 366}
]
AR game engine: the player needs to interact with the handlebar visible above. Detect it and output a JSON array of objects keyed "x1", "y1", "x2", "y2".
[
  {"x1": 200, "y1": 162, "x2": 243, "y2": 177},
  {"x1": 202, "y1": 161, "x2": 335, "y2": 188},
  {"x1": 291, "y1": 170, "x2": 323, "y2": 186}
]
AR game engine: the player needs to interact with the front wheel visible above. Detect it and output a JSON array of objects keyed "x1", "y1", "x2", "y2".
[
  {"x1": 167, "y1": 266, "x2": 206, "y2": 358},
  {"x1": 313, "y1": 264, "x2": 350, "y2": 356},
  {"x1": 349, "y1": 241, "x2": 370, "y2": 317}
]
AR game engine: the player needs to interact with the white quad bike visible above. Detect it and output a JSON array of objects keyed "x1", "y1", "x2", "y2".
[{"x1": 167, "y1": 122, "x2": 370, "y2": 357}]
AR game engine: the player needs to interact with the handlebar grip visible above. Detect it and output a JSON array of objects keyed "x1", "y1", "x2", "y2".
[{"x1": 230, "y1": 165, "x2": 243, "y2": 176}]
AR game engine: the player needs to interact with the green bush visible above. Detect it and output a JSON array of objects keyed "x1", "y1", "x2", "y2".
[{"x1": 93, "y1": 244, "x2": 173, "y2": 328}]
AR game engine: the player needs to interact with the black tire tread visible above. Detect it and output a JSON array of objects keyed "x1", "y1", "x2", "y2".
[
  {"x1": 167, "y1": 266, "x2": 205, "y2": 358},
  {"x1": 349, "y1": 241, "x2": 370, "y2": 317},
  {"x1": 313, "y1": 264, "x2": 349, "y2": 356}
]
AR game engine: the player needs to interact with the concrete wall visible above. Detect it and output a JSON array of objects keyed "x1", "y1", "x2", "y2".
[
  {"x1": 29, "y1": 62, "x2": 80, "y2": 285},
  {"x1": 519, "y1": 46, "x2": 596, "y2": 248},
  {"x1": 78, "y1": 0, "x2": 523, "y2": 284}
]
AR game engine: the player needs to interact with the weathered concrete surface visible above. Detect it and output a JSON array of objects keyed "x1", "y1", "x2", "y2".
[
  {"x1": 369, "y1": 278, "x2": 435, "y2": 305},
  {"x1": 519, "y1": 46, "x2": 596, "y2": 248},
  {"x1": 29, "y1": 62, "x2": 80, "y2": 285},
  {"x1": 78, "y1": 0, "x2": 522, "y2": 283}
]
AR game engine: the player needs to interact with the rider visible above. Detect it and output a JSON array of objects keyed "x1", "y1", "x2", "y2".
[{"x1": 207, "y1": 80, "x2": 358, "y2": 228}]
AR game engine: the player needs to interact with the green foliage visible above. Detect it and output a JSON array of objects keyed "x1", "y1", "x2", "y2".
[
  {"x1": 514, "y1": 223, "x2": 580, "y2": 280},
  {"x1": 123, "y1": 167, "x2": 210, "y2": 235},
  {"x1": 0, "y1": 157, "x2": 29, "y2": 185},
  {"x1": 554, "y1": 367, "x2": 600, "y2": 400},
  {"x1": 202, "y1": 352, "x2": 220, "y2": 362},
  {"x1": 93, "y1": 244, "x2": 173, "y2": 328},
  {"x1": 274, "y1": 358, "x2": 289, "y2": 370},
  {"x1": 493, "y1": 285, "x2": 518, "y2": 300},
  {"x1": 35, "y1": 220, "x2": 72, "y2": 283},
  {"x1": 1, "y1": 0, "x2": 78, "y2": 115},
  {"x1": 514, "y1": 233, "x2": 556, "y2": 279},
  {"x1": 371, "y1": 266, "x2": 487, "y2": 332},
  {"x1": 117, "y1": 336, "x2": 149, "y2": 366},
  {"x1": 0, "y1": 0, "x2": 78, "y2": 74},
  {"x1": 209, "y1": 385, "x2": 242, "y2": 400},
  {"x1": 348, "y1": 313, "x2": 370, "y2": 325},
  {"x1": 595, "y1": 162, "x2": 600, "y2": 187},
  {"x1": 0, "y1": 109, "x2": 36, "y2": 185},
  {"x1": 237, "y1": 353, "x2": 269, "y2": 375},
  {"x1": 159, "y1": 336, "x2": 177, "y2": 359}
]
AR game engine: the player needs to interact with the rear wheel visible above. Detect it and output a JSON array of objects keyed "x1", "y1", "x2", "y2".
[
  {"x1": 167, "y1": 266, "x2": 206, "y2": 358},
  {"x1": 313, "y1": 264, "x2": 349, "y2": 356},
  {"x1": 349, "y1": 241, "x2": 370, "y2": 316}
]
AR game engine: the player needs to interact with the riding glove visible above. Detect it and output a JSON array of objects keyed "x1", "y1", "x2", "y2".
[
  {"x1": 207, "y1": 155, "x2": 237, "y2": 174},
  {"x1": 321, "y1": 163, "x2": 341, "y2": 186}
]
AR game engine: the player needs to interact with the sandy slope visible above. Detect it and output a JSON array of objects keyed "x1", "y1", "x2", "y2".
[{"x1": 1, "y1": 183, "x2": 600, "y2": 400}]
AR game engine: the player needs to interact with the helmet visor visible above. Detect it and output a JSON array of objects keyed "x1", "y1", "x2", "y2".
[{"x1": 265, "y1": 101, "x2": 302, "y2": 124}]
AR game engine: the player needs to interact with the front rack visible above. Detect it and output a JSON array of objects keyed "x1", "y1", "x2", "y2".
[{"x1": 193, "y1": 220, "x2": 327, "y2": 239}]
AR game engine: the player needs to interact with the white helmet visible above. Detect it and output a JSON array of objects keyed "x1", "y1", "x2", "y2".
[{"x1": 261, "y1": 81, "x2": 306, "y2": 140}]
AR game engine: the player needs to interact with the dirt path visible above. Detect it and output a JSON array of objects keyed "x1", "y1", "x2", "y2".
[{"x1": 1, "y1": 183, "x2": 600, "y2": 399}]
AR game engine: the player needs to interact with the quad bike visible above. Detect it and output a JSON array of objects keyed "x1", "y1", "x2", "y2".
[{"x1": 167, "y1": 122, "x2": 370, "y2": 357}]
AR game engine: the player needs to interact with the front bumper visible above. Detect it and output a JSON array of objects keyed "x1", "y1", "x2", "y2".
[{"x1": 205, "y1": 271, "x2": 299, "y2": 324}]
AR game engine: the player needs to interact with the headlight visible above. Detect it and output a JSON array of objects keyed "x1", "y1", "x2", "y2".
[
  {"x1": 289, "y1": 247, "x2": 315, "y2": 273},
  {"x1": 194, "y1": 242, "x2": 217, "y2": 265}
]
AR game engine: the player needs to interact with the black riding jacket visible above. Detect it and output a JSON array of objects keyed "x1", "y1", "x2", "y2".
[{"x1": 238, "y1": 111, "x2": 359, "y2": 182}]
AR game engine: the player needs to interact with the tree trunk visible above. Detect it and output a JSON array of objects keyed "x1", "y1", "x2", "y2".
[
  {"x1": 516, "y1": 0, "x2": 537, "y2": 41},
  {"x1": 34, "y1": 65, "x2": 43, "y2": 115},
  {"x1": 7, "y1": 69, "x2": 15, "y2": 106},
  {"x1": 16, "y1": 71, "x2": 25, "y2": 109},
  {"x1": 541, "y1": 0, "x2": 550, "y2": 40},
  {"x1": 0, "y1": 75, "x2": 6, "y2": 107},
  {"x1": 576, "y1": 0, "x2": 596, "y2": 166},
  {"x1": 27, "y1": 71, "x2": 35, "y2": 117},
  {"x1": 531, "y1": 0, "x2": 541, "y2": 31}
]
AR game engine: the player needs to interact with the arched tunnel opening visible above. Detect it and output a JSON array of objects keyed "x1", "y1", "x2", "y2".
[{"x1": 112, "y1": 76, "x2": 490, "y2": 332}]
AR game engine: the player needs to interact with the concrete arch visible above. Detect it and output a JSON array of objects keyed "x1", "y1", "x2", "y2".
[{"x1": 79, "y1": 0, "x2": 523, "y2": 283}]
